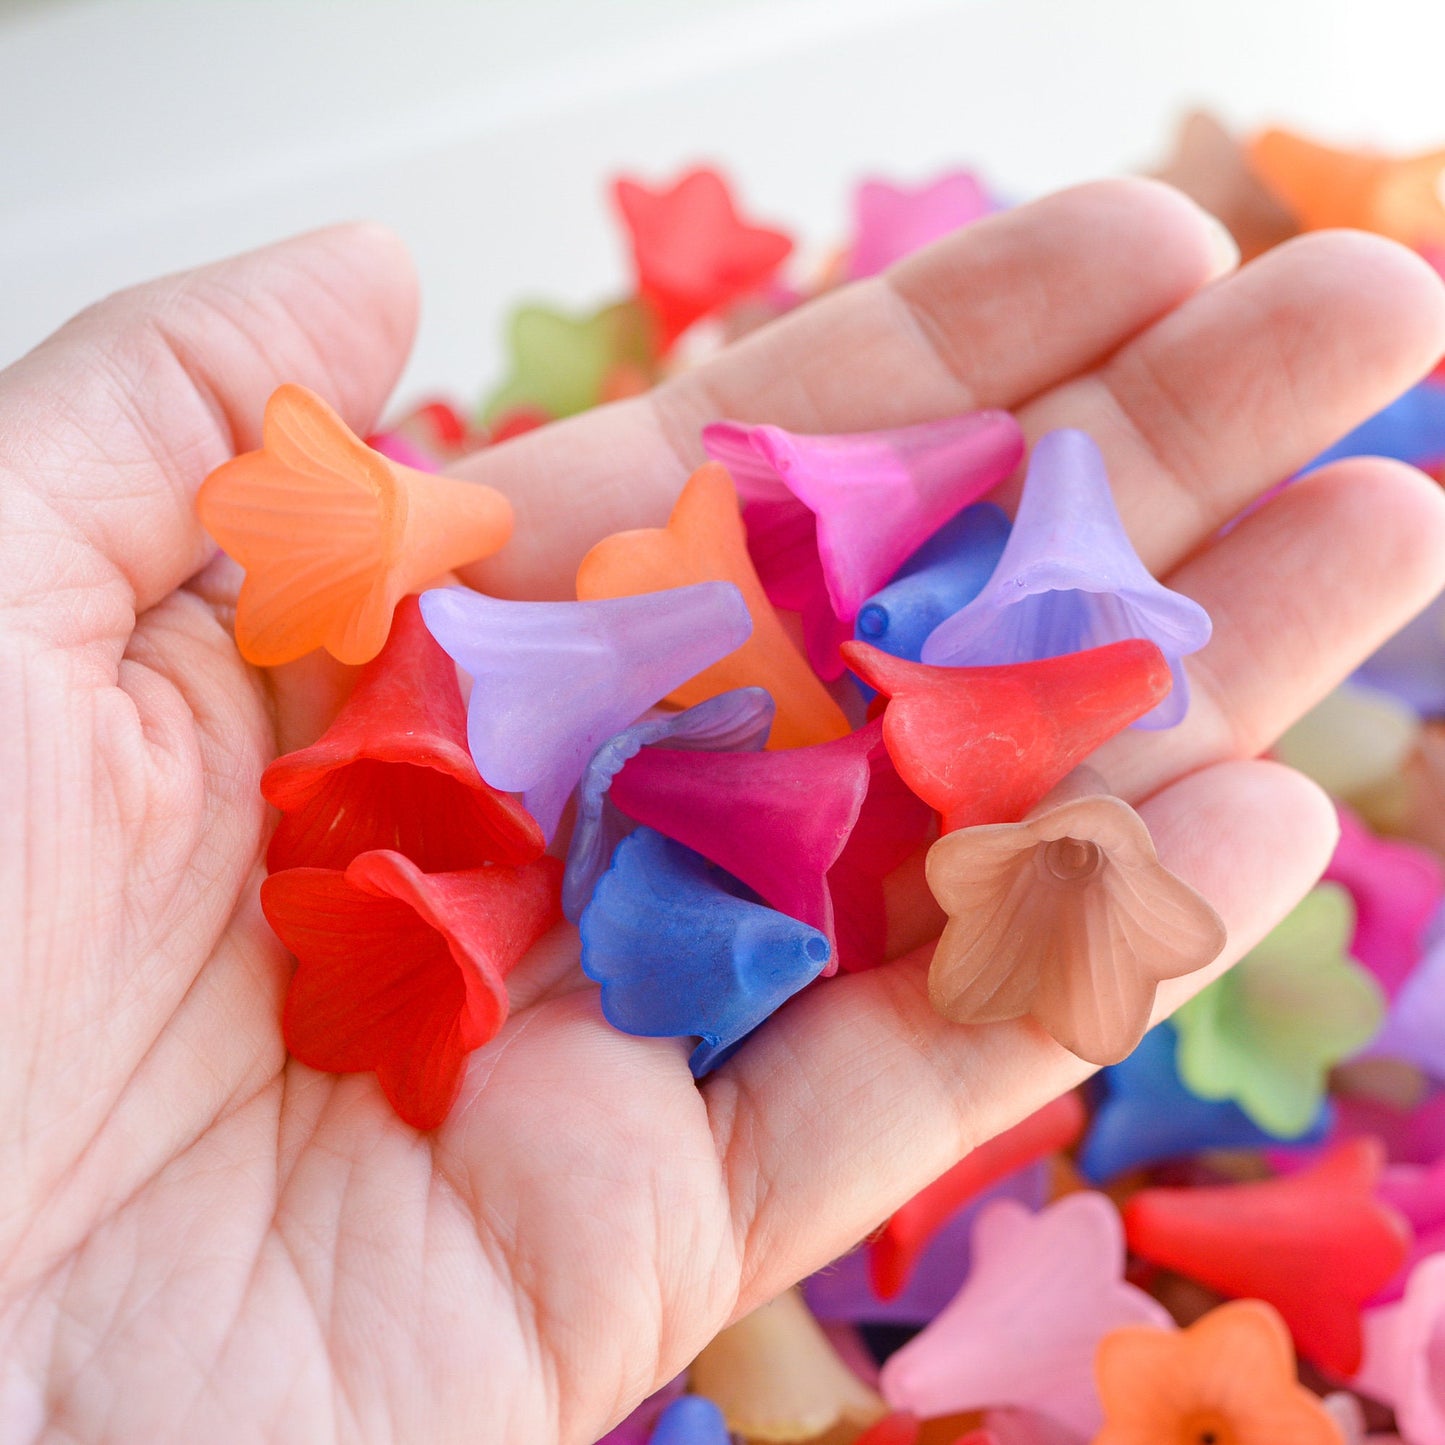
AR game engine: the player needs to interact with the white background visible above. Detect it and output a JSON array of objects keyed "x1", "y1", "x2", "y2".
[{"x1": 2, "y1": 0, "x2": 1443, "y2": 405}]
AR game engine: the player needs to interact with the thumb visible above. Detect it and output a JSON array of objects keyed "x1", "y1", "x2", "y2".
[{"x1": 0, "y1": 223, "x2": 419, "y2": 656}]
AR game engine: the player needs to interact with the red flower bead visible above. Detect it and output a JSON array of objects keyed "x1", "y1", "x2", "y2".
[
  {"x1": 262, "y1": 595, "x2": 544, "y2": 873},
  {"x1": 1123, "y1": 1138, "x2": 1412, "y2": 1376},
  {"x1": 843, "y1": 639, "x2": 1172, "y2": 831},
  {"x1": 612, "y1": 166, "x2": 792, "y2": 346},
  {"x1": 263, "y1": 850, "x2": 562, "y2": 1130}
]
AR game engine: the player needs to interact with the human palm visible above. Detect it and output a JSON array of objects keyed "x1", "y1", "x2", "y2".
[{"x1": 3, "y1": 183, "x2": 1444, "y2": 1445}]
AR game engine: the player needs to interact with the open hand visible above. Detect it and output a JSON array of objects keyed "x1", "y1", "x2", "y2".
[{"x1": 2, "y1": 180, "x2": 1444, "y2": 1443}]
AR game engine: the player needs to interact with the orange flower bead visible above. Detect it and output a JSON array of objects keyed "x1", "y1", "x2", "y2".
[
  {"x1": 577, "y1": 461, "x2": 850, "y2": 748},
  {"x1": 1248, "y1": 128, "x2": 1445, "y2": 248},
  {"x1": 1093, "y1": 1300, "x2": 1344, "y2": 1445},
  {"x1": 198, "y1": 384, "x2": 513, "y2": 665}
]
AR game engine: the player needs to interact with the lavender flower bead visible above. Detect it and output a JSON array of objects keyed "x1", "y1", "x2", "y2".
[
  {"x1": 418, "y1": 582, "x2": 751, "y2": 840},
  {"x1": 921, "y1": 429, "x2": 1211, "y2": 729}
]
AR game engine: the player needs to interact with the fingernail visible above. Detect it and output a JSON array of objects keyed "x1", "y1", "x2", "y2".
[{"x1": 1201, "y1": 210, "x2": 1242, "y2": 278}]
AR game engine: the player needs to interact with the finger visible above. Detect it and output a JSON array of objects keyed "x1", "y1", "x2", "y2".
[
  {"x1": 1020, "y1": 229, "x2": 1445, "y2": 573},
  {"x1": 664, "y1": 177, "x2": 1236, "y2": 436},
  {"x1": 0, "y1": 224, "x2": 419, "y2": 647},
  {"x1": 457, "y1": 178, "x2": 1232, "y2": 598},
  {"x1": 1095, "y1": 457, "x2": 1445, "y2": 801},
  {"x1": 702, "y1": 758, "x2": 1336, "y2": 1312}
]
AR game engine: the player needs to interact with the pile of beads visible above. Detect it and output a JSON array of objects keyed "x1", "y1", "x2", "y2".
[{"x1": 195, "y1": 115, "x2": 1445, "y2": 1442}]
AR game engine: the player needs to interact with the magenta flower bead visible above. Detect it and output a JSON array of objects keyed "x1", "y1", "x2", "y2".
[
  {"x1": 847, "y1": 170, "x2": 998, "y2": 279},
  {"x1": 702, "y1": 412, "x2": 1023, "y2": 676},
  {"x1": 1325, "y1": 804, "x2": 1443, "y2": 999}
]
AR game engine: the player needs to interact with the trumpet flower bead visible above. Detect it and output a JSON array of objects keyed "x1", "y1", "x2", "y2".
[
  {"x1": 418, "y1": 581, "x2": 752, "y2": 840},
  {"x1": 562, "y1": 688, "x2": 775, "y2": 924},
  {"x1": 576, "y1": 461, "x2": 850, "y2": 749},
  {"x1": 924, "y1": 776, "x2": 1225, "y2": 1065},
  {"x1": 854, "y1": 502, "x2": 1011, "y2": 664},
  {"x1": 920, "y1": 429, "x2": 1211, "y2": 730},
  {"x1": 843, "y1": 638, "x2": 1172, "y2": 830},
  {"x1": 702, "y1": 411, "x2": 1023, "y2": 628},
  {"x1": 579, "y1": 828, "x2": 830, "y2": 1077},
  {"x1": 197, "y1": 384, "x2": 514, "y2": 666},
  {"x1": 262, "y1": 596, "x2": 543, "y2": 874},
  {"x1": 261, "y1": 851, "x2": 562, "y2": 1131}
]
